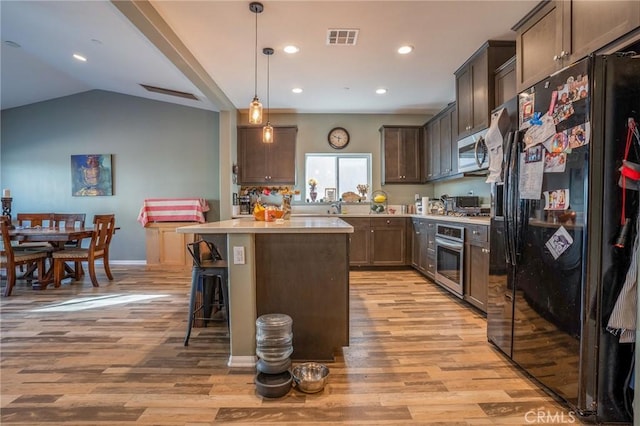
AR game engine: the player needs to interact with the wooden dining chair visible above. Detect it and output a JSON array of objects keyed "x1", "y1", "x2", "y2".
[
  {"x1": 1, "y1": 216, "x2": 49, "y2": 296},
  {"x1": 16, "y1": 213, "x2": 55, "y2": 250},
  {"x1": 52, "y1": 214, "x2": 115, "y2": 287},
  {"x1": 53, "y1": 213, "x2": 87, "y2": 278}
]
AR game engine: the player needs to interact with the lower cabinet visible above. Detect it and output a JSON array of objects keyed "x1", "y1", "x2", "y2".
[
  {"x1": 343, "y1": 217, "x2": 407, "y2": 266},
  {"x1": 145, "y1": 222, "x2": 196, "y2": 270},
  {"x1": 411, "y1": 218, "x2": 435, "y2": 278},
  {"x1": 464, "y1": 224, "x2": 489, "y2": 313}
]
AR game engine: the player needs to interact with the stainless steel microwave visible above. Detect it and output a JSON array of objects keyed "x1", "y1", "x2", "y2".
[{"x1": 457, "y1": 129, "x2": 489, "y2": 173}]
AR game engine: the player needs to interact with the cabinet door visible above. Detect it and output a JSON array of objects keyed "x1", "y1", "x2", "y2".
[
  {"x1": 516, "y1": 1, "x2": 563, "y2": 92},
  {"x1": 425, "y1": 221, "x2": 436, "y2": 278},
  {"x1": 400, "y1": 127, "x2": 422, "y2": 183},
  {"x1": 344, "y1": 218, "x2": 370, "y2": 266},
  {"x1": 429, "y1": 119, "x2": 441, "y2": 179},
  {"x1": 470, "y1": 49, "x2": 489, "y2": 134},
  {"x1": 237, "y1": 127, "x2": 269, "y2": 184},
  {"x1": 422, "y1": 125, "x2": 431, "y2": 182},
  {"x1": 465, "y1": 242, "x2": 489, "y2": 313},
  {"x1": 449, "y1": 106, "x2": 459, "y2": 175},
  {"x1": 371, "y1": 218, "x2": 406, "y2": 266},
  {"x1": 382, "y1": 127, "x2": 402, "y2": 183},
  {"x1": 439, "y1": 109, "x2": 453, "y2": 176},
  {"x1": 411, "y1": 219, "x2": 421, "y2": 269},
  {"x1": 266, "y1": 126, "x2": 297, "y2": 184},
  {"x1": 456, "y1": 66, "x2": 473, "y2": 137},
  {"x1": 566, "y1": 0, "x2": 640, "y2": 64},
  {"x1": 495, "y1": 57, "x2": 516, "y2": 107}
]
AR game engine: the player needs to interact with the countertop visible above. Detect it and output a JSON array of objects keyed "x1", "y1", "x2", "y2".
[
  {"x1": 176, "y1": 217, "x2": 354, "y2": 234},
  {"x1": 232, "y1": 213, "x2": 491, "y2": 226}
]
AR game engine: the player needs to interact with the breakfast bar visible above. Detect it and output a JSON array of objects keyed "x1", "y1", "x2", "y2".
[{"x1": 177, "y1": 217, "x2": 353, "y2": 366}]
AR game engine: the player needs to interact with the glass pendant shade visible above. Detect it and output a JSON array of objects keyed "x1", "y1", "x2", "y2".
[
  {"x1": 249, "y1": 97, "x2": 263, "y2": 124},
  {"x1": 263, "y1": 122, "x2": 274, "y2": 143}
]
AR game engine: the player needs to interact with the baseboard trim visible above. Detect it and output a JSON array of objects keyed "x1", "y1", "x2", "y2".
[{"x1": 228, "y1": 355, "x2": 256, "y2": 368}]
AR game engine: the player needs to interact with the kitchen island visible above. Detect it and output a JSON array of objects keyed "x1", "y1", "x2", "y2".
[{"x1": 177, "y1": 217, "x2": 353, "y2": 367}]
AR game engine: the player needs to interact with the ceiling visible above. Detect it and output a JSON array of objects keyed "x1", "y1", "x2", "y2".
[{"x1": 0, "y1": 0, "x2": 539, "y2": 115}]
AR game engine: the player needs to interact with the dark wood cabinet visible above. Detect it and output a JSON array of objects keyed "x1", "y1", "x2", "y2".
[
  {"x1": 237, "y1": 126, "x2": 297, "y2": 185},
  {"x1": 344, "y1": 217, "x2": 371, "y2": 266},
  {"x1": 495, "y1": 56, "x2": 516, "y2": 107},
  {"x1": 371, "y1": 217, "x2": 407, "y2": 266},
  {"x1": 514, "y1": 0, "x2": 640, "y2": 91},
  {"x1": 344, "y1": 217, "x2": 407, "y2": 266},
  {"x1": 464, "y1": 224, "x2": 489, "y2": 313},
  {"x1": 411, "y1": 218, "x2": 436, "y2": 278},
  {"x1": 380, "y1": 126, "x2": 423, "y2": 184},
  {"x1": 424, "y1": 102, "x2": 457, "y2": 181},
  {"x1": 455, "y1": 41, "x2": 515, "y2": 140}
]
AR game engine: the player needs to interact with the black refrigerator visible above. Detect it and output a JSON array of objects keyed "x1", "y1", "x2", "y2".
[{"x1": 488, "y1": 54, "x2": 639, "y2": 424}]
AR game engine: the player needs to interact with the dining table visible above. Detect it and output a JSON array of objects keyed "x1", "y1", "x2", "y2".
[{"x1": 9, "y1": 226, "x2": 95, "y2": 289}]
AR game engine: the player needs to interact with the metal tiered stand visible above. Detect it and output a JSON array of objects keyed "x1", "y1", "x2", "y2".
[{"x1": 370, "y1": 190, "x2": 387, "y2": 214}]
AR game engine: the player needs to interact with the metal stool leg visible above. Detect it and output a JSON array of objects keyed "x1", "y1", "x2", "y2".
[{"x1": 184, "y1": 268, "x2": 200, "y2": 346}]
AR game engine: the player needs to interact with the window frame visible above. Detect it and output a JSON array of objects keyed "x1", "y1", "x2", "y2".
[{"x1": 304, "y1": 153, "x2": 372, "y2": 203}]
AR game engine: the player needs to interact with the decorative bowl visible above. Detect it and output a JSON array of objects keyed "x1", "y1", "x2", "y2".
[{"x1": 291, "y1": 362, "x2": 329, "y2": 393}]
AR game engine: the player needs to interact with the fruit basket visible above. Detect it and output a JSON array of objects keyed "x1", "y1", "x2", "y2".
[{"x1": 370, "y1": 190, "x2": 387, "y2": 214}]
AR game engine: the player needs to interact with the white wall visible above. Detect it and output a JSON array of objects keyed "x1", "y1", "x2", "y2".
[{"x1": 1, "y1": 90, "x2": 220, "y2": 261}]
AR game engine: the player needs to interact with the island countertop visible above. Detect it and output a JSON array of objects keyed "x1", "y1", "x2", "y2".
[{"x1": 176, "y1": 217, "x2": 354, "y2": 234}]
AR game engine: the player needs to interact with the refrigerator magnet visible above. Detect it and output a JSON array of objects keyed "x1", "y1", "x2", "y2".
[{"x1": 545, "y1": 226, "x2": 574, "y2": 260}]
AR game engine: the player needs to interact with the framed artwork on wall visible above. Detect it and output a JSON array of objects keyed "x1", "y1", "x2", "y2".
[{"x1": 71, "y1": 154, "x2": 113, "y2": 196}]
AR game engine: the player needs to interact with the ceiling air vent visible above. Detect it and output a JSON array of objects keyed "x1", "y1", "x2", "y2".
[
  {"x1": 140, "y1": 84, "x2": 198, "y2": 100},
  {"x1": 327, "y1": 29, "x2": 359, "y2": 46}
]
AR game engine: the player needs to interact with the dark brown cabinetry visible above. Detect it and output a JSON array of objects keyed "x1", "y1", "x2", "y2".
[
  {"x1": 464, "y1": 224, "x2": 489, "y2": 313},
  {"x1": 455, "y1": 41, "x2": 516, "y2": 140},
  {"x1": 380, "y1": 126, "x2": 423, "y2": 184},
  {"x1": 495, "y1": 56, "x2": 516, "y2": 107},
  {"x1": 424, "y1": 103, "x2": 458, "y2": 181},
  {"x1": 514, "y1": 0, "x2": 640, "y2": 91},
  {"x1": 344, "y1": 218, "x2": 371, "y2": 266},
  {"x1": 343, "y1": 217, "x2": 407, "y2": 266},
  {"x1": 237, "y1": 126, "x2": 297, "y2": 185},
  {"x1": 411, "y1": 218, "x2": 436, "y2": 278}
]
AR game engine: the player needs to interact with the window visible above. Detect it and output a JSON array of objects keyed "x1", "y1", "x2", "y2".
[{"x1": 305, "y1": 153, "x2": 371, "y2": 202}]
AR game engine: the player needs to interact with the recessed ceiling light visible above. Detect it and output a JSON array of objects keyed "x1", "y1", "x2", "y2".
[
  {"x1": 73, "y1": 53, "x2": 87, "y2": 62},
  {"x1": 376, "y1": 88, "x2": 387, "y2": 95},
  {"x1": 284, "y1": 45, "x2": 299, "y2": 54},
  {"x1": 398, "y1": 45, "x2": 413, "y2": 54},
  {"x1": 292, "y1": 88, "x2": 303, "y2": 94}
]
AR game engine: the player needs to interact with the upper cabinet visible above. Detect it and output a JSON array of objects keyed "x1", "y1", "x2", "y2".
[
  {"x1": 514, "y1": 0, "x2": 640, "y2": 91},
  {"x1": 455, "y1": 41, "x2": 516, "y2": 140},
  {"x1": 237, "y1": 126, "x2": 297, "y2": 185},
  {"x1": 380, "y1": 126, "x2": 423, "y2": 184},
  {"x1": 424, "y1": 102, "x2": 457, "y2": 181}
]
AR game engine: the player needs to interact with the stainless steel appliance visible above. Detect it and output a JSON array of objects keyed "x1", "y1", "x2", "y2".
[
  {"x1": 457, "y1": 129, "x2": 488, "y2": 173},
  {"x1": 488, "y1": 54, "x2": 639, "y2": 424},
  {"x1": 434, "y1": 224, "x2": 464, "y2": 298}
]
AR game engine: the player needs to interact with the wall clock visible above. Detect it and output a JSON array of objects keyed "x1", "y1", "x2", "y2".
[{"x1": 328, "y1": 127, "x2": 350, "y2": 149}]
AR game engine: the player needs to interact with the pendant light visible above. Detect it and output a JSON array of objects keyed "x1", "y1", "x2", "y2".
[
  {"x1": 248, "y1": 2, "x2": 263, "y2": 124},
  {"x1": 262, "y1": 47, "x2": 274, "y2": 143}
]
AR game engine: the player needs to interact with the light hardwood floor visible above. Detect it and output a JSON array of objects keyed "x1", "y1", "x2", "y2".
[{"x1": 1, "y1": 266, "x2": 581, "y2": 425}]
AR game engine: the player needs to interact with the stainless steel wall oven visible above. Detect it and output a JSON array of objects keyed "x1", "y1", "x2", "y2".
[{"x1": 435, "y1": 224, "x2": 464, "y2": 297}]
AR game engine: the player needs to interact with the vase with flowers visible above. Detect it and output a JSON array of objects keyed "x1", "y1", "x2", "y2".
[{"x1": 308, "y1": 178, "x2": 318, "y2": 202}]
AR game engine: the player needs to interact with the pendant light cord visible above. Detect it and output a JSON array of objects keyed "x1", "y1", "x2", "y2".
[
  {"x1": 266, "y1": 52, "x2": 270, "y2": 121},
  {"x1": 254, "y1": 9, "x2": 258, "y2": 98}
]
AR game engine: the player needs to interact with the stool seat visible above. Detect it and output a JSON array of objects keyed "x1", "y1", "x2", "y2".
[{"x1": 184, "y1": 240, "x2": 229, "y2": 346}]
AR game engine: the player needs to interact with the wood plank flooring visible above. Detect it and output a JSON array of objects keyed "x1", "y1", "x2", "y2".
[{"x1": 1, "y1": 266, "x2": 581, "y2": 425}]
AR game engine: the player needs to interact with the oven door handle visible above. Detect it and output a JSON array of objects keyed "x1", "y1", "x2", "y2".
[{"x1": 435, "y1": 237, "x2": 463, "y2": 250}]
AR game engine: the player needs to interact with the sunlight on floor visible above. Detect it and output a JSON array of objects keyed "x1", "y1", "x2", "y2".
[{"x1": 31, "y1": 293, "x2": 170, "y2": 312}]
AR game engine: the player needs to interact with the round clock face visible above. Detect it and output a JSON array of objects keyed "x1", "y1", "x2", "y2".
[{"x1": 328, "y1": 127, "x2": 350, "y2": 149}]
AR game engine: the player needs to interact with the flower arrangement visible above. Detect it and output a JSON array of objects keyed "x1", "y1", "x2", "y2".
[
  {"x1": 356, "y1": 184, "x2": 369, "y2": 199},
  {"x1": 308, "y1": 178, "x2": 318, "y2": 191}
]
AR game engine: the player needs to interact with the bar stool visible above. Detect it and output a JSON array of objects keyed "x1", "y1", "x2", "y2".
[{"x1": 184, "y1": 239, "x2": 229, "y2": 346}]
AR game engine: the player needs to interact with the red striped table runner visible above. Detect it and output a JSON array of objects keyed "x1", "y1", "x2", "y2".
[{"x1": 137, "y1": 198, "x2": 209, "y2": 226}]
